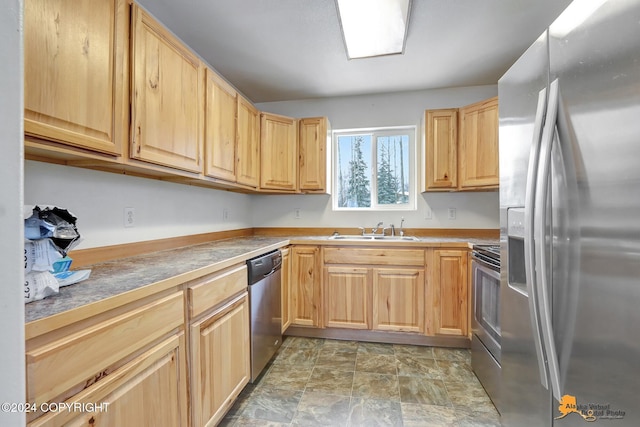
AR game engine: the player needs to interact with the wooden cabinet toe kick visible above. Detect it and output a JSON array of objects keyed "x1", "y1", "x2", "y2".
[{"x1": 284, "y1": 326, "x2": 470, "y2": 349}]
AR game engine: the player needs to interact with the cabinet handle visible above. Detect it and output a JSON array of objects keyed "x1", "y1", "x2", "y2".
[{"x1": 135, "y1": 125, "x2": 142, "y2": 154}]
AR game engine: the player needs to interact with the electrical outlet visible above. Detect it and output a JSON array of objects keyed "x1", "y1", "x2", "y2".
[
  {"x1": 124, "y1": 207, "x2": 135, "y2": 227},
  {"x1": 222, "y1": 208, "x2": 229, "y2": 221},
  {"x1": 448, "y1": 208, "x2": 457, "y2": 220},
  {"x1": 294, "y1": 208, "x2": 301, "y2": 219},
  {"x1": 424, "y1": 207, "x2": 432, "y2": 220}
]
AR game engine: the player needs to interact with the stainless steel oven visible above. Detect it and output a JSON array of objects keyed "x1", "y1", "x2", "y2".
[{"x1": 471, "y1": 244, "x2": 502, "y2": 413}]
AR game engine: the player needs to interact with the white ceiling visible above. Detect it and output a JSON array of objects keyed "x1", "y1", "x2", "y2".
[{"x1": 136, "y1": 0, "x2": 573, "y2": 103}]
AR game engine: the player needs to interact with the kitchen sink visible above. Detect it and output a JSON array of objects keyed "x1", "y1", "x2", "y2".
[{"x1": 328, "y1": 235, "x2": 419, "y2": 241}]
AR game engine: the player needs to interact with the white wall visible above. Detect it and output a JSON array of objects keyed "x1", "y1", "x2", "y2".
[
  {"x1": 24, "y1": 84, "x2": 500, "y2": 251},
  {"x1": 25, "y1": 162, "x2": 254, "y2": 249},
  {"x1": 252, "y1": 191, "x2": 499, "y2": 230},
  {"x1": 254, "y1": 85, "x2": 500, "y2": 230},
  {"x1": 23, "y1": 85, "x2": 501, "y2": 252},
  {"x1": 0, "y1": 0, "x2": 25, "y2": 424},
  {"x1": 257, "y1": 85, "x2": 497, "y2": 129}
]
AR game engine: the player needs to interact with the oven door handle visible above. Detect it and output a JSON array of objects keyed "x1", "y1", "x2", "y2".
[
  {"x1": 471, "y1": 255, "x2": 500, "y2": 274},
  {"x1": 524, "y1": 85, "x2": 550, "y2": 391}
]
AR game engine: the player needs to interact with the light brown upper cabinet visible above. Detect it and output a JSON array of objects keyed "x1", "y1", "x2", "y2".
[
  {"x1": 424, "y1": 109, "x2": 458, "y2": 190},
  {"x1": 260, "y1": 112, "x2": 298, "y2": 191},
  {"x1": 458, "y1": 97, "x2": 499, "y2": 189},
  {"x1": 24, "y1": 0, "x2": 129, "y2": 156},
  {"x1": 236, "y1": 95, "x2": 260, "y2": 187},
  {"x1": 423, "y1": 96, "x2": 499, "y2": 192},
  {"x1": 130, "y1": 5, "x2": 204, "y2": 173},
  {"x1": 204, "y1": 70, "x2": 237, "y2": 181},
  {"x1": 299, "y1": 117, "x2": 330, "y2": 193}
]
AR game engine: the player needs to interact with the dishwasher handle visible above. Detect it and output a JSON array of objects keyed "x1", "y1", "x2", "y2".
[
  {"x1": 247, "y1": 250, "x2": 282, "y2": 285},
  {"x1": 264, "y1": 255, "x2": 282, "y2": 278}
]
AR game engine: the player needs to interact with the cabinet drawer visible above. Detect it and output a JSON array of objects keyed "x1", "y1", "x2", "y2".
[
  {"x1": 188, "y1": 264, "x2": 247, "y2": 318},
  {"x1": 26, "y1": 292, "x2": 184, "y2": 405},
  {"x1": 28, "y1": 334, "x2": 187, "y2": 427},
  {"x1": 323, "y1": 248, "x2": 425, "y2": 267}
]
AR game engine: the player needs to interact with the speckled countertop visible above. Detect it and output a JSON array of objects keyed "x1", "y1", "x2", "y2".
[
  {"x1": 25, "y1": 234, "x2": 498, "y2": 328},
  {"x1": 25, "y1": 236, "x2": 288, "y2": 325}
]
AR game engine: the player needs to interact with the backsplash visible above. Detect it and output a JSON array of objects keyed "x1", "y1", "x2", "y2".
[
  {"x1": 250, "y1": 192, "x2": 499, "y2": 230},
  {"x1": 24, "y1": 161, "x2": 253, "y2": 250}
]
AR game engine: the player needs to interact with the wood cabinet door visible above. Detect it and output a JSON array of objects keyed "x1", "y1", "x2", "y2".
[
  {"x1": 281, "y1": 248, "x2": 291, "y2": 333},
  {"x1": 424, "y1": 109, "x2": 458, "y2": 190},
  {"x1": 260, "y1": 113, "x2": 297, "y2": 191},
  {"x1": 24, "y1": 0, "x2": 128, "y2": 156},
  {"x1": 28, "y1": 335, "x2": 188, "y2": 427},
  {"x1": 26, "y1": 292, "x2": 184, "y2": 407},
  {"x1": 458, "y1": 97, "x2": 499, "y2": 189},
  {"x1": 236, "y1": 95, "x2": 260, "y2": 187},
  {"x1": 190, "y1": 293, "x2": 250, "y2": 427},
  {"x1": 205, "y1": 69, "x2": 237, "y2": 181},
  {"x1": 324, "y1": 266, "x2": 371, "y2": 329},
  {"x1": 299, "y1": 117, "x2": 327, "y2": 192},
  {"x1": 372, "y1": 268, "x2": 425, "y2": 333},
  {"x1": 130, "y1": 5, "x2": 203, "y2": 173},
  {"x1": 431, "y1": 250, "x2": 468, "y2": 336},
  {"x1": 290, "y1": 246, "x2": 320, "y2": 327}
]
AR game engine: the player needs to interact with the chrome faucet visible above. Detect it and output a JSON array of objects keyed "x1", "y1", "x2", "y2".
[
  {"x1": 372, "y1": 221, "x2": 383, "y2": 234},
  {"x1": 382, "y1": 224, "x2": 395, "y2": 236}
]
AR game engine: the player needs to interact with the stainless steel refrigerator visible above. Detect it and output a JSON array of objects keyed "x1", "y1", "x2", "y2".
[{"x1": 499, "y1": 0, "x2": 640, "y2": 425}]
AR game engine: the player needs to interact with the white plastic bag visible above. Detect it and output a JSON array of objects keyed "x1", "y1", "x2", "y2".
[
  {"x1": 24, "y1": 239, "x2": 62, "y2": 272},
  {"x1": 53, "y1": 270, "x2": 92, "y2": 287},
  {"x1": 24, "y1": 271, "x2": 59, "y2": 303}
]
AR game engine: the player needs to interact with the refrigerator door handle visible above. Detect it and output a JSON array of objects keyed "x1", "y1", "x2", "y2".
[
  {"x1": 535, "y1": 78, "x2": 562, "y2": 401},
  {"x1": 524, "y1": 87, "x2": 550, "y2": 390}
]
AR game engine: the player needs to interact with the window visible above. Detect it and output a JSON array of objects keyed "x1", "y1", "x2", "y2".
[{"x1": 333, "y1": 126, "x2": 416, "y2": 210}]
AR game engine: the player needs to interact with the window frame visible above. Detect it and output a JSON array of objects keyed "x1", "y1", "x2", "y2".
[{"x1": 332, "y1": 125, "x2": 417, "y2": 211}]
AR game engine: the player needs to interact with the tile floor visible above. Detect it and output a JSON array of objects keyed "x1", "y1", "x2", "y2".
[{"x1": 220, "y1": 337, "x2": 500, "y2": 426}]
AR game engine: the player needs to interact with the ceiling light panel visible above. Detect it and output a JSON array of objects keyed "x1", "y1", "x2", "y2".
[{"x1": 336, "y1": 0, "x2": 412, "y2": 59}]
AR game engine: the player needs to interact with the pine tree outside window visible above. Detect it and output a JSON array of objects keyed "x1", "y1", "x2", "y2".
[{"x1": 333, "y1": 126, "x2": 416, "y2": 211}]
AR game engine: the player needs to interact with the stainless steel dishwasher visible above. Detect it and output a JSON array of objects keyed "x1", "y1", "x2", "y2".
[{"x1": 246, "y1": 249, "x2": 283, "y2": 382}]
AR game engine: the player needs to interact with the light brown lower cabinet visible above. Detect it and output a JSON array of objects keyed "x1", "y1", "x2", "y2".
[
  {"x1": 429, "y1": 249, "x2": 469, "y2": 337},
  {"x1": 372, "y1": 268, "x2": 425, "y2": 333},
  {"x1": 26, "y1": 291, "x2": 188, "y2": 426},
  {"x1": 190, "y1": 292, "x2": 250, "y2": 427},
  {"x1": 26, "y1": 262, "x2": 254, "y2": 427},
  {"x1": 290, "y1": 246, "x2": 321, "y2": 327},
  {"x1": 322, "y1": 247, "x2": 426, "y2": 334},
  {"x1": 28, "y1": 334, "x2": 188, "y2": 427},
  {"x1": 281, "y1": 247, "x2": 292, "y2": 332},
  {"x1": 324, "y1": 266, "x2": 371, "y2": 329}
]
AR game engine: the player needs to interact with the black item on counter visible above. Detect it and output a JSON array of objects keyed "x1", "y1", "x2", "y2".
[{"x1": 25, "y1": 206, "x2": 81, "y2": 255}]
